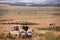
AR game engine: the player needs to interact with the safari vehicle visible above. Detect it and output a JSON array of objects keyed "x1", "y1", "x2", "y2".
[
  {"x1": 9, "y1": 25, "x2": 32, "y2": 38},
  {"x1": 9, "y1": 21, "x2": 38, "y2": 38}
]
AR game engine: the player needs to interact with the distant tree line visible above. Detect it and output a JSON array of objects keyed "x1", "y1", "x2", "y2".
[{"x1": 18, "y1": 12, "x2": 60, "y2": 16}]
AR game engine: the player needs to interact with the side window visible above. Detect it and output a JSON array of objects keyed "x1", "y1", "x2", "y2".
[
  {"x1": 14, "y1": 26, "x2": 19, "y2": 31},
  {"x1": 23, "y1": 26, "x2": 28, "y2": 31}
]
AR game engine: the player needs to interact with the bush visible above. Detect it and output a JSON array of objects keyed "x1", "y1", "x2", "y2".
[
  {"x1": 0, "y1": 33, "x2": 5, "y2": 39},
  {"x1": 45, "y1": 32, "x2": 56, "y2": 40},
  {"x1": 55, "y1": 35, "x2": 60, "y2": 40}
]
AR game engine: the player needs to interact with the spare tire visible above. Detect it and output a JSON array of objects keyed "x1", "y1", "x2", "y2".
[
  {"x1": 27, "y1": 29, "x2": 32, "y2": 37},
  {"x1": 19, "y1": 29, "x2": 25, "y2": 36}
]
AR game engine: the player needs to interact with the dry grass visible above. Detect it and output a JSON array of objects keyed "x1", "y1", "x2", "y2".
[{"x1": 0, "y1": 5, "x2": 60, "y2": 40}]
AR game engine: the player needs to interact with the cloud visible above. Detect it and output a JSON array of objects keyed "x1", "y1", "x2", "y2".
[
  {"x1": 0, "y1": 0, "x2": 60, "y2": 4},
  {"x1": 0, "y1": 0, "x2": 6, "y2": 1},
  {"x1": 16, "y1": 0, "x2": 32, "y2": 3},
  {"x1": 32, "y1": 0, "x2": 47, "y2": 4},
  {"x1": 0, "y1": 0, "x2": 47, "y2": 3}
]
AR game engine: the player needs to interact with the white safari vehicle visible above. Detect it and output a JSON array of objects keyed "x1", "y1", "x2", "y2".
[{"x1": 9, "y1": 25, "x2": 32, "y2": 38}]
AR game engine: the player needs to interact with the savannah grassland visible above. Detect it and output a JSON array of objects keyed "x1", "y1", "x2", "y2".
[{"x1": 0, "y1": 5, "x2": 60, "y2": 40}]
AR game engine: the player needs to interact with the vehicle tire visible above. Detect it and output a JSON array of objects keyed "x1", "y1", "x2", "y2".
[
  {"x1": 19, "y1": 29, "x2": 25, "y2": 36},
  {"x1": 27, "y1": 29, "x2": 32, "y2": 37}
]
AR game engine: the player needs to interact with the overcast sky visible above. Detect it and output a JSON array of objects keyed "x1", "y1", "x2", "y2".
[{"x1": 0, "y1": 0, "x2": 60, "y2": 4}]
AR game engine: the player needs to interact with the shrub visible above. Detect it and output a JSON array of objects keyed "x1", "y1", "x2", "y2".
[
  {"x1": 55, "y1": 35, "x2": 60, "y2": 40},
  {"x1": 45, "y1": 32, "x2": 56, "y2": 40}
]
